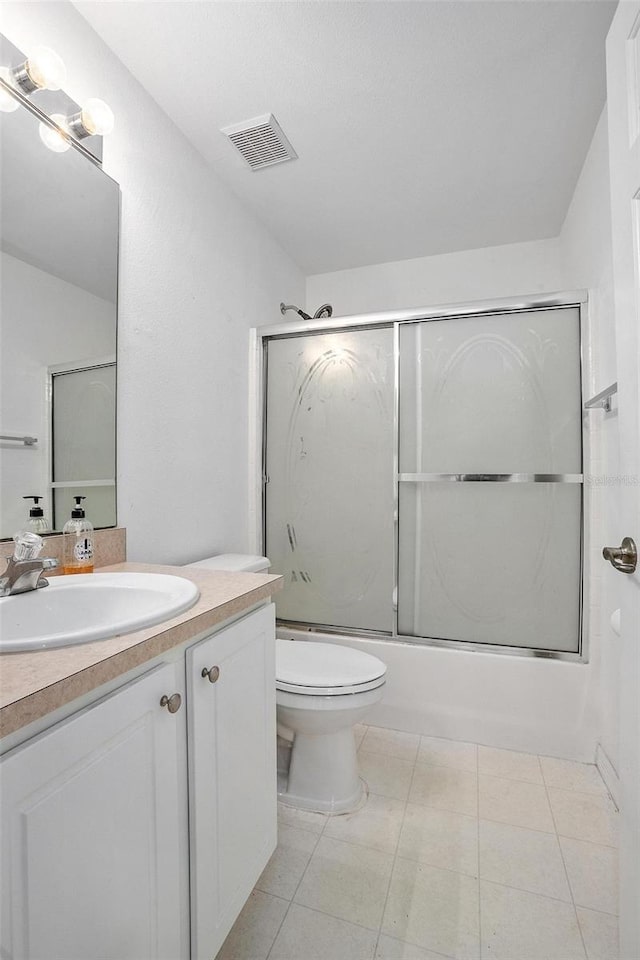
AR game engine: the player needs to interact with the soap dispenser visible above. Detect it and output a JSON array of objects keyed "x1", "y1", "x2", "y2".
[
  {"x1": 62, "y1": 496, "x2": 94, "y2": 574},
  {"x1": 23, "y1": 496, "x2": 50, "y2": 535}
]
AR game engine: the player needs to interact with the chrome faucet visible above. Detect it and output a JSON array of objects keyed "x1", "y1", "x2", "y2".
[{"x1": 0, "y1": 532, "x2": 59, "y2": 597}]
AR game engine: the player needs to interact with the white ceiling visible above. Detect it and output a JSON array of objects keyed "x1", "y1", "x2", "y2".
[{"x1": 75, "y1": 0, "x2": 616, "y2": 275}]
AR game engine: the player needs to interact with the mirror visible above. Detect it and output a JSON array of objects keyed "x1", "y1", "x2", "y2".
[{"x1": 0, "y1": 93, "x2": 119, "y2": 539}]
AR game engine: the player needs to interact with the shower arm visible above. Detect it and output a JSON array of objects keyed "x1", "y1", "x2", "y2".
[{"x1": 280, "y1": 302, "x2": 333, "y2": 321}]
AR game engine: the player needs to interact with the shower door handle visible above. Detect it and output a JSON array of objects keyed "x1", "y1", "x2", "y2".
[{"x1": 602, "y1": 537, "x2": 637, "y2": 574}]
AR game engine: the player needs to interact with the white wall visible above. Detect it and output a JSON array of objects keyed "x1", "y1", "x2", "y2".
[
  {"x1": 559, "y1": 107, "x2": 620, "y2": 789},
  {"x1": 306, "y1": 237, "x2": 563, "y2": 317},
  {"x1": 0, "y1": 252, "x2": 114, "y2": 538},
  {"x1": 1, "y1": 1, "x2": 304, "y2": 564}
]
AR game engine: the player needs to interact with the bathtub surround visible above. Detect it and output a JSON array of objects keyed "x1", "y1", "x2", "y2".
[{"x1": 1, "y1": 2, "x2": 304, "y2": 567}]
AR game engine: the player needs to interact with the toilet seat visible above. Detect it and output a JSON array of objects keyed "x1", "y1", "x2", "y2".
[{"x1": 276, "y1": 639, "x2": 386, "y2": 697}]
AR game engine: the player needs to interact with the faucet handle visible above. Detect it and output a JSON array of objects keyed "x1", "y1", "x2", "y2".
[{"x1": 13, "y1": 531, "x2": 44, "y2": 561}]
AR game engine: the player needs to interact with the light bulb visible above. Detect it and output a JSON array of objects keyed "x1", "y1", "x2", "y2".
[
  {"x1": 39, "y1": 113, "x2": 71, "y2": 153},
  {"x1": 80, "y1": 98, "x2": 114, "y2": 136},
  {"x1": 25, "y1": 46, "x2": 66, "y2": 91},
  {"x1": 0, "y1": 67, "x2": 19, "y2": 112}
]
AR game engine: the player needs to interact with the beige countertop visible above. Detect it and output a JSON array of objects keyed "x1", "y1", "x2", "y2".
[{"x1": 0, "y1": 562, "x2": 283, "y2": 738}]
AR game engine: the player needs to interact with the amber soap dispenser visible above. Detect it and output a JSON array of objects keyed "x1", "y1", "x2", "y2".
[{"x1": 63, "y1": 496, "x2": 94, "y2": 574}]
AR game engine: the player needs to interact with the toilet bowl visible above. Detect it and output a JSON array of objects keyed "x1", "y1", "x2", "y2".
[
  {"x1": 276, "y1": 638, "x2": 386, "y2": 813},
  {"x1": 182, "y1": 553, "x2": 387, "y2": 814}
]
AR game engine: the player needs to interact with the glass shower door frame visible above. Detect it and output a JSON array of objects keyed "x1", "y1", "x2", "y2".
[{"x1": 258, "y1": 289, "x2": 589, "y2": 662}]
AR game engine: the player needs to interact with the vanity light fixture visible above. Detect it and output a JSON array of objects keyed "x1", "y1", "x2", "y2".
[
  {"x1": 10, "y1": 45, "x2": 66, "y2": 94},
  {"x1": 67, "y1": 98, "x2": 114, "y2": 139},
  {"x1": 38, "y1": 99, "x2": 114, "y2": 153}
]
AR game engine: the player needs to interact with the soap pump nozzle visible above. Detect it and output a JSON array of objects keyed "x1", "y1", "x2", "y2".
[
  {"x1": 23, "y1": 495, "x2": 44, "y2": 518},
  {"x1": 71, "y1": 495, "x2": 86, "y2": 519}
]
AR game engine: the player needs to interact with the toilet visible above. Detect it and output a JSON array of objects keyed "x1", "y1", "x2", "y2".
[{"x1": 184, "y1": 553, "x2": 387, "y2": 814}]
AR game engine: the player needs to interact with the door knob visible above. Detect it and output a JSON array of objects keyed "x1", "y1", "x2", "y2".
[
  {"x1": 160, "y1": 693, "x2": 182, "y2": 713},
  {"x1": 602, "y1": 537, "x2": 637, "y2": 574},
  {"x1": 201, "y1": 665, "x2": 220, "y2": 684}
]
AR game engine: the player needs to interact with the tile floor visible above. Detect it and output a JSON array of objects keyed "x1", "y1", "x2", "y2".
[{"x1": 216, "y1": 725, "x2": 619, "y2": 960}]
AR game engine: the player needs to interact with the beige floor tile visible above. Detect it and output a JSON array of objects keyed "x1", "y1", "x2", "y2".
[
  {"x1": 277, "y1": 801, "x2": 327, "y2": 835},
  {"x1": 560, "y1": 837, "x2": 618, "y2": 915},
  {"x1": 361, "y1": 726, "x2": 421, "y2": 762},
  {"x1": 358, "y1": 750, "x2": 415, "y2": 801},
  {"x1": 479, "y1": 774, "x2": 554, "y2": 832},
  {"x1": 410, "y1": 763, "x2": 478, "y2": 817},
  {"x1": 376, "y1": 934, "x2": 454, "y2": 959},
  {"x1": 479, "y1": 819, "x2": 571, "y2": 901},
  {"x1": 382, "y1": 857, "x2": 480, "y2": 959},
  {"x1": 323, "y1": 793, "x2": 406, "y2": 854},
  {"x1": 477, "y1": 746, "x2": 543, "y2": 784},
  {"x1": 255, "y1": 824, "x2": 318, "y2": 900},
  {"x1": 576, "y1": 907, "x2": 619, "y2": 960},
  {"x1": 398, "y1": 803, "x2": 478, "y2": 877},
  {"x1": 269, "y1": 903, "x2": 377, "y2": 960},
  {"x1": 215, "y1": 890, "x2": 288, "y2": 960},
  {"x1": 418, "y1": 736, "x2": 477, "y2": 773},
  {"x1": 294, "y1": 835, "x2": 394, "y2": 930},
  {"x1": 354, "y1": 724, "x2": 369, "y2": 749},
  {"x1": 540, "y1": 757, "x2": 608, "y2": 796},
  {"x1": 549, "y1": 787, "x2": 618, "y2": 846},
  {"x1": 479, "y1": 881, "x2": 586, "y2": 960}
]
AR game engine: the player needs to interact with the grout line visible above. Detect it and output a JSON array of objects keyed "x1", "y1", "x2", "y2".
[
  {"x1": 371, "y1": 748, "x2": 418, "y2": 957},
  {"x1": 476, "y1": 745, "x2": 482, "y2": 955},
  {"x1": 540, "y1": 759, "x2": 589, "y2": 960},
  {"x1": 264, "y1": 809, "x2": 326, "y2": 960}
]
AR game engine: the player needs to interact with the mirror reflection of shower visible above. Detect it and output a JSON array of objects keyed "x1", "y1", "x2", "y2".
[{"x1": 280, "y1": 301, "x2": 333, "y2": 321}]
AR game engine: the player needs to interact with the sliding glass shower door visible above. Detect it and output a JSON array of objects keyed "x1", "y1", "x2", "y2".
[
  {"x1": 397, "y1": 308, "x2": 583, "y2": 653},
  {"x1": 265, "y1": 328, "x2": 395, "y2": 631},
  {"x1": 263, "y1": 301, "x2": 584, "y2": 654}
]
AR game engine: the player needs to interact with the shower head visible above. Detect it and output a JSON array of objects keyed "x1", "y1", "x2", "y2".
[{"x1": 280, "y1": 302, "x2": 333, "y2": 321}]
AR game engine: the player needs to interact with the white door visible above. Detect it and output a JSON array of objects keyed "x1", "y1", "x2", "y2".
[
  {"x1": 186, "y1": 604, "x2": 277, "y2": 960},
  {"x1": 606, "y1": 4, "x2": 640, "y2": 956},
  {"x1": 0, "y1": 663, "x2": 189, "y2": 960}
]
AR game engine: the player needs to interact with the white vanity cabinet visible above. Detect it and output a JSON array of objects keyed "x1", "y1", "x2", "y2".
[
  {"x1": 186, "y1": 602, "x2": 277, "y2": 960},
  {"x1": 0, "y1": 602, "x2": 277, "y2": 960},
  {"x1": 0, "y1": 660, "x2": 190, "y2": 960}
]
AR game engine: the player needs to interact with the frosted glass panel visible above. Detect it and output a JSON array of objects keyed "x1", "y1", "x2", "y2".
[
  {"x1": 265, "y1": 329, "x2": 394, "y2": 631},
  {"x1": 397, "y1": 483, "x2": 581, "y2": 651},
  {"x1": 397, "y1": 307, "x2": 583, "y2": 653},
  {"x1": 399, "y1": 308, "x2": 582, "y2": 473},
  {"x1": 52, "y1": 364, "x2": 116, "y2": 529},
  {"x1": 53, "y1": 365, "x2": 116, "y2": 482}
]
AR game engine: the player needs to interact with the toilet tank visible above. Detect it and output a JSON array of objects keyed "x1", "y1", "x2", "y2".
[{"x1": 185, "y1": 554, "x2": 271, "y2": 573}]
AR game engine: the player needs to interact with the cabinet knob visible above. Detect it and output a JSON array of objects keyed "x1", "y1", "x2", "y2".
[
  {"x1": 201, "y1": 665, "x2": 220, "y2": 684},
  {"x1": 160, "y1": 693, "x2": 182, "y2": 714}
]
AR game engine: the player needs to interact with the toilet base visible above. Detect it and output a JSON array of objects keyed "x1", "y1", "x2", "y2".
[
  {"x1": 278, "y1": 776, "x2": 368, "y2": 815},
  {"x1": 277, "y1": 727, "x2": 367, "y2": 814}
]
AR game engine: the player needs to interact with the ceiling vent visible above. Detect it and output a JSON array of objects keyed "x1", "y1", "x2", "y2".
[{"x1": 221, "y1": 113, "x2": 298, "y2": 171}]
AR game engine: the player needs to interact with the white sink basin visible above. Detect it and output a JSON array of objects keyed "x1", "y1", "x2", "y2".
[{"x1": 0, "y1": 572, "x2": 200, "y2": 653}]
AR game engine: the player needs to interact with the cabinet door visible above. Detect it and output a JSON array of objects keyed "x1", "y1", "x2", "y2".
[
  {"x1": 0, "y1": 662, "x2": 189, "y2": 960},
  {"x1": 187, "y1": 603, "x2": 277, "y2": 960}
]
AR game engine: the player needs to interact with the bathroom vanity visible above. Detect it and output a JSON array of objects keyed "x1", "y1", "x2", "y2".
[{"x1": 0, "y1": 563, "x2": 283, "y2": 960}]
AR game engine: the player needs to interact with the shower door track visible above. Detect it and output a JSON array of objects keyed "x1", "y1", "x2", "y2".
[{"x1": 257, "y1": 289, "x2": 589, "y2": 664}]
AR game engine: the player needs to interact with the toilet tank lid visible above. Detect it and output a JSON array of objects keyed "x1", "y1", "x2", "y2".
[
  {"x1": 186, "y1": 554, "x2": 270, "y2": 573},
  {"x1": 276, "y1": 639, "x2": 386, "y2": 688}
]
